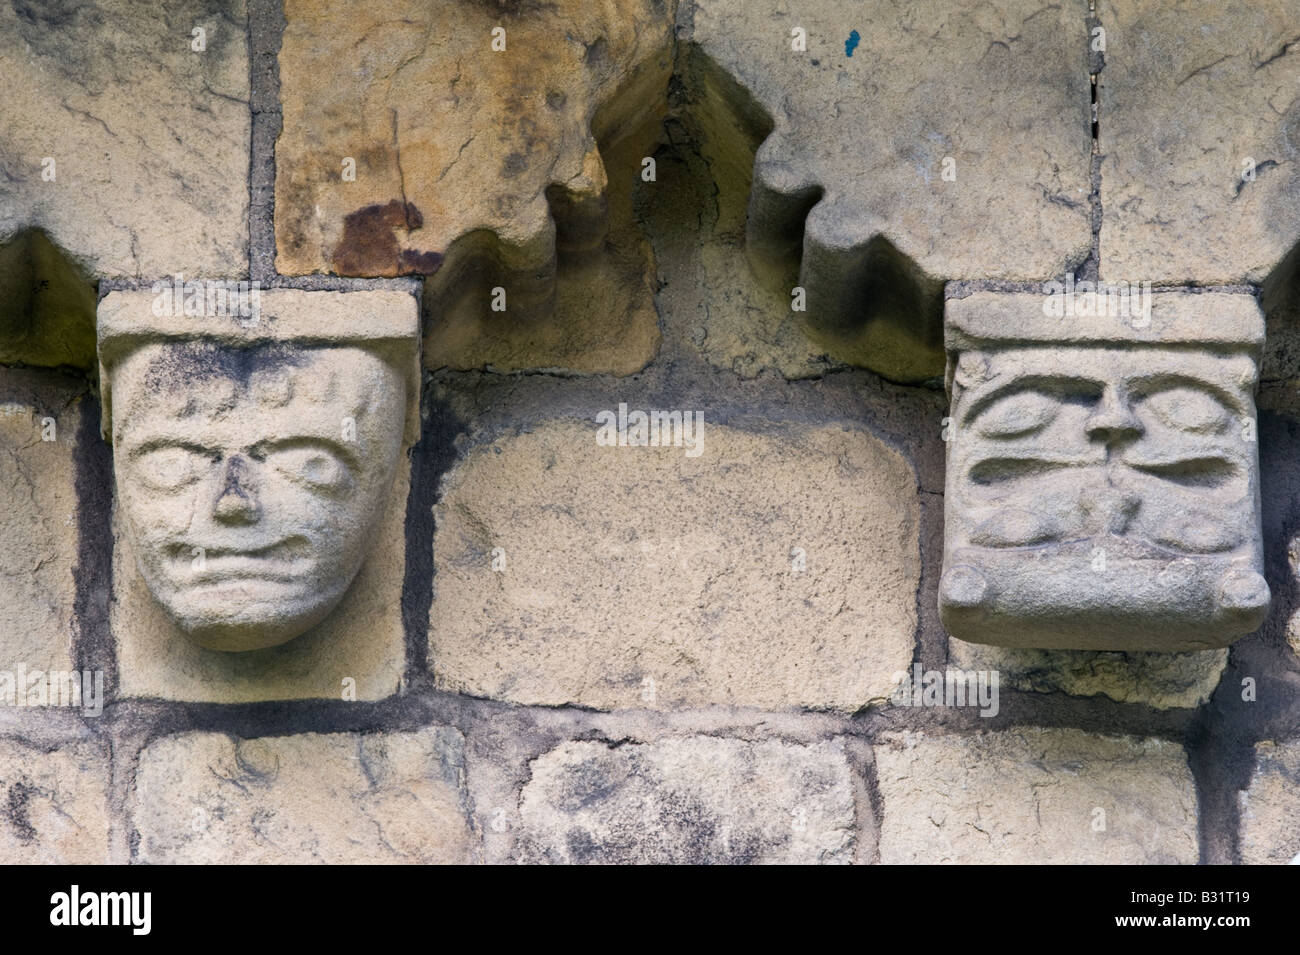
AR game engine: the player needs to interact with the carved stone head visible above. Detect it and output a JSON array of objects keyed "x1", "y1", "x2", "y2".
[
  {"x1": 98, "y1": 290, "x2": 419, "y2": 652},
  {"x1": 940, "y1": 291, "x2": 1269, "y2": 651}
]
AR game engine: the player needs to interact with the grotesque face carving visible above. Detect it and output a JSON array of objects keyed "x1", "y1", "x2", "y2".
[
  {"x1": 110, "y1": 342, "x2": 406, "y2": 651},
  {"x1": 952, "y1": 347, "x2": 1255, "y2": 555},
  {"x1": 940, "y1": 294, "x2": 1269, "y2": 651}
]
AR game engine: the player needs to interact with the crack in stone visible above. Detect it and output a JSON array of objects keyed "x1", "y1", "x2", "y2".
[
  {"x1": 388, "y1": 107, "x2": 412, "y2": 232},
  {"x1": 1233, "y1": 159, "x2": 1281, "y2": 197},
  {"x1": 1254, "y1": 34, "x2": 1300, "y2": 71},
  {"x1": 1176, "y1": 54, "x2": 1232, "y2": 88},
  {"x1": 438, "y1": 134, "x2": 477, "y2": 184}
]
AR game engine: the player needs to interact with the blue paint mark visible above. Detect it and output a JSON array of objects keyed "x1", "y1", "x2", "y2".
[{"x1": 845, "y1": 30, "x2": 860, "y2": 57}]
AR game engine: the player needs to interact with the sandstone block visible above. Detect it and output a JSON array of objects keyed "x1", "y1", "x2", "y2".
[
  {"x1": 0, "y1": 738, "x2": 110, "y2": 864},
  {"x1": 132, "y1": 729, "x2": 477, "y2": 864},
  {"x1": 692, "y1": 0, "x2": 1092, "y2": 380},
  {"x1": 875, "y1": 728, "x2": 1198, "y2": 863},
  {"x1": 429, "y1": 418, "x2": 919, "y2": 711},
  {"x1": 515, "y1": 736, "x2": 855, "y2": 864},
  {"x1": 275, "y1": 0, "x2": 670, "y2": 373},
  {"x1": 1238, "y1": 738, "x2": 1300, "y2": 865},
  {"x1": 1098, "y1": 0, "x2": 1300, "y2": 284},
  {"x1": 0, "y1": 0, "x2": 250, "y2": 277},
  {"x1": 947, "y1": 640, "x2": 1227, "y2": 709}
]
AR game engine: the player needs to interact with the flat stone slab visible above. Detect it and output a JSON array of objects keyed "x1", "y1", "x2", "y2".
[
  {"x1": 875, "y1": 728, "x2": 1198, "y2": 863},
  {"x1": 0, "y1": 0, "x2": 250, "y2": 277},
  {"x1": 429, "y1": 417, "x2": 919, "y2": 711},
  {"x1": 1098, "y1": 0, "x2": 1300, "y2": 283},
  {"x1": 515, "y1": 736, "x2": 856, "y2": 863},
  {"x1": 132, "y1": 729, "x2": 478, "y2": 863}
]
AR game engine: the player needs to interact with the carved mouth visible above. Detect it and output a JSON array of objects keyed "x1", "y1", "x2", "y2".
[
  {"x1": 967, "y1": 455, "x2": 1095, "y2": 485},
  {"x1": 1123, "y1": 455, "x2": 1240, "y2": 488},
  {"x1": 165, "y1": 538, "x2": 314, "y2": 583},
  {"x1": 967, "y1": 454, "x2": 1241, "y2": 489}
]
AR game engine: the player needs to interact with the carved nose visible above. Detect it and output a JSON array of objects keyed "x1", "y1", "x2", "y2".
[
  {"x1": 213, "y1": 455, "x2": 261, "y2": 525},
  {"x1": 1085, "y1": 391, "x2": 1143, "y2": 446}
]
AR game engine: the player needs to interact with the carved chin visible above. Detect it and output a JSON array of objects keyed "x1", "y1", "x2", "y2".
[{"x1": 156, "y1": 577, "x2": 351, "y2": 652}]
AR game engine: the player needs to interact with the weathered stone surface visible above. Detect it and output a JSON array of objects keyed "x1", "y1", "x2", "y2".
[
  {"x1": 422, "y1": 238, "x2": 661, "y2": 375},
  {"x1": 0, "y1": 738, "x2": 110, "y2": 864},
  {"x1": 0, "y1": 368, "x2": 85, "y2": 675},
  {"x1": 941, "y1": 291, "x2": 1267, "y2": 650},
  {"x1": 636, "y1": 142, "x2": 850, "y2": 380},
  {"x1": 690, "y1": 240, "x2": 847, "y2": 380},
  {"x1": 875, "y1": 728, "x2": 1199, "y2": 864},
  {"x1": 515, "y1": 736, "x2": 855, "y2": 864},
  {"x1": 0, "y1": 0, "x2": 250, "y2": 277},
  {"x1": 948, "y1": 639, "x2": 1227, "y2": 709},
  {"x1": 276, "y1": 0, "x2": 670, "y2": 276},
  {"x1": 132, "y1": 729, "x2": 478, "y2": 863},
  {"x1": 1098, "y1": 0, "x2": 1300, "y2": 284},
  {"x1": 100, "y1": 290, "x2": 416, "y2": 699},
  {"x1": 691, "y1": 0, "x2": 1092, "y2": 380},
  {"x1": 430, "y1": 418, "x2": 918, "y2": 711},
  {"x1": 1239, "y1": 738, "x2": 1300, "y2": 864},
  {"x1": 276, "y1": 0, "x2": 670, "y2": 373}
]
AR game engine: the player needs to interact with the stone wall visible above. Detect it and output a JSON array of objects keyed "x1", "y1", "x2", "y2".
[{"x1": 1, "y1": 0, "x2": 1298, "y2": 864}]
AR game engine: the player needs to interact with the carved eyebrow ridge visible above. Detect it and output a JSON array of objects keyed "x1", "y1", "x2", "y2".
[
  {"x1": 960, "y1": 374, "x2": 1104, "y2": 426},
  {"x1": 126, "y1": 437, "x2": 221, "y2": 460},
  {"x1": 251, "y1": 435, "x2": 363, "y2": 474},
  {"x1": 1125, "y1": 373, "x2": 1246, "y2": 416},
  {"x1": 122, "y1": 435, "x2": 364, "y2": 474}
]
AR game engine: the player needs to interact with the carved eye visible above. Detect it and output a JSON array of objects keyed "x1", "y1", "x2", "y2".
[
  {"x1": 267, "y1": 446, "x2": 350, "y2": 492},
  {"x1": 135, "y1": 447, "x2": 209, "y2": 491},
  {"x1": 974, "y1": 390, "x2": 1061, "y2": 438},
  {"x1": 1142, "y1": 387, "x2": 1231, "y2": 434}
]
